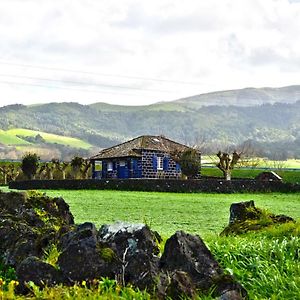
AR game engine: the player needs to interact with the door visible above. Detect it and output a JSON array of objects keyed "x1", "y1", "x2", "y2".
[{"x1": 118, "y1": 160, "x2": 128, "y2": 178}]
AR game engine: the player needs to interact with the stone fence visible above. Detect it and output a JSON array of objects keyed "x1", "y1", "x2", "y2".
[{"x1": 9, "y1": 178, "x2": 300, "y2": 193}]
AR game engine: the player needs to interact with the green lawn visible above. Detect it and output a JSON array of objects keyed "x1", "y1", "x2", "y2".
[{"x1": 38, "y1": 190, "x2": 300, "y2": 238}]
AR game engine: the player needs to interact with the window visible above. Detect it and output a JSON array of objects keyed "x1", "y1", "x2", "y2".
[
  {"x1": 119, "y1": 160, "x2": 126, "y2": 167},
  {"x1": 95, "y1": 161, "x2": 102, "y2": 171},
  {"x1": 157, "y1": 156, "x2": 163, "y2": 170},
  {"x1": 107, "y1": 161, "x2": 113, "y2": 171}
]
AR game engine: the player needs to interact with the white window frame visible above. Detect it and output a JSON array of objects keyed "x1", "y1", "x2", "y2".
[
  {"x1": 107, "y1": 161, "x2": 113, "y2": 171},
  {"x1": 157, "y1": 156, "x2": 163, "y2": 170}
]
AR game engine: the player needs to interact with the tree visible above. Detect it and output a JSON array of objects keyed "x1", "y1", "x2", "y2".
[
  {"x1": 216, "y1": 150, "x2": 241, "y2": 181},
  {"x1": 21, "y1": 153, "x2": 40, "y2": 180},
  {"x1": 80, "y1": 160, "x2": 91, "y2": 179},
  {"x1": 0, "y1": 165, "x2": 10, "y2": 185},
  {"x1": 7, "y1": 164, "x2": 20, "y2": 182},
  {"x1": 52, "y1": 159, "x2": 69, "y2": 180},
  {"x1": 71, "y1": 156, "x2": 84, "y2": 179},
  {"x1": 172, "y1": 149, "x2": 201, "y2": 179}
]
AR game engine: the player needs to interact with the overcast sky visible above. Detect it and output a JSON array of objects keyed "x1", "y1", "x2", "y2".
[{"x1": 0, "y1": 0, "x2": 300, "y2": 107}]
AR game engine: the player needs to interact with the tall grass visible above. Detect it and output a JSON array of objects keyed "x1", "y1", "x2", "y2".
[{"x1": 209, "y1": 223, "x2": 300, "y2": 300}]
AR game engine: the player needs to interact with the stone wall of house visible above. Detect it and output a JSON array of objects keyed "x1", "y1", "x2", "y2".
[{"x1": 141, "y1": 150, "x2": 181, "y2": 179}]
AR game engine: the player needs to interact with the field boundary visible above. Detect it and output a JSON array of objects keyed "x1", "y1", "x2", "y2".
[{"x1": 9, "y1": 178, "x2": 300, "y2": 193}]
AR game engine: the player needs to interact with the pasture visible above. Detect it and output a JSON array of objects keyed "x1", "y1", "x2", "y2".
[
  {"x1": 42, "y1": 190, "x2": 300, "y2": 237},
  {"x1": 0, "y1": 128, "x2": 92, "y2": 149}
]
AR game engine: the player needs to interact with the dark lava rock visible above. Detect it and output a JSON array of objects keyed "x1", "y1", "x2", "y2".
[
  {"x1": 98, "y1": 222, "x2": 161, "y2": 291},
  {"x1": 229, "y1": 200, "x2": 261, "y2": 224},
  {"x1": 16, "y1": 256, "x2": 65, "y2": 293},
  {"x1": 0, "y1": 191, "x2": 74, "y2": 266},
  {"x1": 58, "y1": 222, "x2": 117, "y2": 282},
  {"x1": 158, "y1": 270, "x2": 197, "y2": 300},
  {"x1": 160, "y1": 231, "x2": 247, "y2": 299}
]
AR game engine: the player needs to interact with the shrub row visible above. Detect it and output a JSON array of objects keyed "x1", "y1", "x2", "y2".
[{"x1": 9, "y1": 178, "x2": 300, "y2": 193}]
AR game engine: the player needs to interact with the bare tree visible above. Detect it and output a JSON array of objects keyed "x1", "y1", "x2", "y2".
[
  {"x1": 80, "y1": 160, "x2": 91, "y2": 179},
  {"x1": 37, "y1": 164, "x2": 47, "y2": 180},
  {"x1": 0, "y1": 164, "x2": 20, "y2": 184},
  {"x1": 0, "y1": 165, "x2": 10, "y2": 185},
  {"x1": 216, "y1": 150, "x2": 241, "y2": 180},
  {"x1": 7, "y1": 164, "x2": 20, "y2": 182},
  {"x1": 52, "y1": 159, "x2": 69, "y2": 180}
]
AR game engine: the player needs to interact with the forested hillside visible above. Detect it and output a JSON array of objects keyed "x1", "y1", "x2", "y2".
[{"x1": 0, "y1": 86, "x2": 300, "y2": 160}]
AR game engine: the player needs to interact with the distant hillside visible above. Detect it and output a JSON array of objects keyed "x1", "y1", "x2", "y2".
[
  {"x1": 0, "y1": 85, "x2": 300, "y2": 159},
  {"x1": 0, "y1": 128, "x2": 94, "y2": 161},
  {"x1": 172, "y1": 85, "x2": 300, "y2": 109}
]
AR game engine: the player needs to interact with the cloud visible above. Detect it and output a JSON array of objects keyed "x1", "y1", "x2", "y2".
[{"x1": 0, "y1": 0, "x2": 299, "y2": 107}]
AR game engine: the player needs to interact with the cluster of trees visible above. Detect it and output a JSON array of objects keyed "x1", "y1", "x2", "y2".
[{"x1": 0, "y1": 153, "x2": 93, "y2": 184}]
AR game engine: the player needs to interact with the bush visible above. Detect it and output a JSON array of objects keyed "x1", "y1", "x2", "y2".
[{"x1": 21, "y1": 153, "x2": 40, "y2": 180}]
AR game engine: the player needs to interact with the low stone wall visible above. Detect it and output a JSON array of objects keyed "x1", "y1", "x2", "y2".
[{"x1": 9, "y1": 178, "x2": 300, "y2": 193}]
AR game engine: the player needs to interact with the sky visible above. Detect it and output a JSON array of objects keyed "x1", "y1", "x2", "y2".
[{"x1": 0, "y1": 0, "x2": 300, "y2": 107}]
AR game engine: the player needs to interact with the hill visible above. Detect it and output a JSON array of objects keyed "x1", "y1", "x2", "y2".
[
  {"x1": 0, "y1": 128, "x2": 94, "y2": 161},
  {"x1": 0, "y1": 85, "x2": 300, "y2": 160}
]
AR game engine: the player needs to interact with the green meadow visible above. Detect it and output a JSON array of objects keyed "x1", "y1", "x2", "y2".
[
  {"x1": 42, "y1": 190, "x2": 300, "y2": 238},
  {"x1": 0, "y1": 128, "x2": 92, "y2": 149}
]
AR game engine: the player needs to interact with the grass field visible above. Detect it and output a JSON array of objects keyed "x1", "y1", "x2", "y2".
[
  {"x1": 202, "y1": 167, "x2": 300, "y2": 183},
  {"x1": 1, "y1": 128, "x2": 92, "y2": 149},
  {"x1": 38, "y1": 190, "x2": 300, "y2": 238}
]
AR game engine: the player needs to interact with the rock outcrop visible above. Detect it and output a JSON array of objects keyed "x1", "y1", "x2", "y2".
[{"x1": 0, "y1": 190, "x2": 247, "y2": 299}]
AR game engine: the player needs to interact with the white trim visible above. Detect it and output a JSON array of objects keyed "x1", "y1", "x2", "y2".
[
  {"x1": 157, "y1": 156, "x2": 163, "y2": 170},
  {"x1": 107, "y1": 161, "x2": 113, "y2": 171}
]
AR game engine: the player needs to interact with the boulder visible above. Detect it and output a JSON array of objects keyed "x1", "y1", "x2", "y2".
[
  {"x1": 98, "y1": 222, "x2": 161, "y2": 291},
  {"x1": 160, "y1": 231, "x2": 247, "y2": 299},
  {"x1": 158, "y1": 271, "x2": 197, "y2": 300},
  {"x1": 58, "y1": 222, "x2": 117, "y2": 282},
  {"x1": 16, "y1": 256, "x2": 65, "y2": 293}
]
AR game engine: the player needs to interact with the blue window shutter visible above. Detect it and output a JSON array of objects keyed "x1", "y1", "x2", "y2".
[
  {"x1": 163, "y1": 157, "x2": 169, "y2": 171},
  {"x1": 176, "y1": 162, "x2": 181, "y2": 172},
  {"x1": 152, "y1": 155, "x2": 157, "y2": 170}
]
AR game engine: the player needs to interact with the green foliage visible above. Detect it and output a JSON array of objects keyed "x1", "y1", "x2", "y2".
[
  {"x1": 43, "y1": 244, "x2": 61, "y2": 269},
  {"x1": 0, "y1": 278, "x2": 152, "y2": 299},
  {"x1": 71, "y1": 156, "x2": 84, "y2": 168},
  {"x1": 177, "y1": 149, "x2": 201, "y2": 178},
  {"x1": 0, "y1": 257, "x2": 16, "y2": 290},
  {"x1": 21, "y1": 152, "x2": 40, "y2": 180}
]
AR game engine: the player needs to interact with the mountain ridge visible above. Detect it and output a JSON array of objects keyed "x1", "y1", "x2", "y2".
[{"x1": 0, "y1": 85, "x2": 300, "y2": 159}]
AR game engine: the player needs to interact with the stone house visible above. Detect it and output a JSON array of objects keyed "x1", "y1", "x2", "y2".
[{"x1": 90, "y1": 135, "x2": 201, "y2": 179}]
